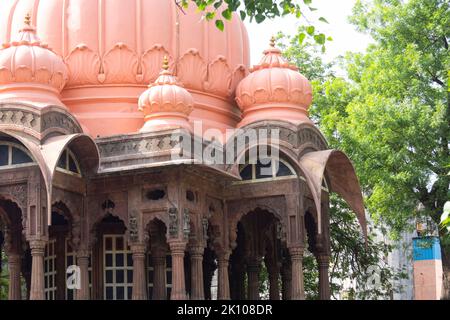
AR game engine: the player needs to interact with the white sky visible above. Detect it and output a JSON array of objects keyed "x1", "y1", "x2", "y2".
[{"x1": 244, "y1": 0, "x2": 374, "y2": 65}]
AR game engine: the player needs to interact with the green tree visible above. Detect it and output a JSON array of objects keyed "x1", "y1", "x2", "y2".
[{"x1": 289, "y1": 0, "x2": 449, "y2": 298}]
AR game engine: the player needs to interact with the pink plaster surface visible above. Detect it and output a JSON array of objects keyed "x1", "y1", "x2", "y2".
[
  {"x1": 413, "y1": 259, "x2": 443, "y2": 300},
  {"x1": 0, "y1": 1, "x2": 317, "y2": 138}
]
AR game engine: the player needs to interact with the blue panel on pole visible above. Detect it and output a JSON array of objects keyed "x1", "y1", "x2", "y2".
[{"x1": 413, "y1": 236, "x2": 441, "y2": 261}]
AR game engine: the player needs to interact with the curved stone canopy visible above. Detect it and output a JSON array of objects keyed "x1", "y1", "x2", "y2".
[{"x1": 299, "y1": 150, "x2": 367, "y2": 239}]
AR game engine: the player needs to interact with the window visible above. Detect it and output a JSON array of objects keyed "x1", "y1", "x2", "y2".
[
  {"x1": 103, "y1": 235, "x2": 133, "y2": 300},
  {"x1": 56, "y1": 149, "x2": 81, "y2": 176},
  {"x1": 239, "y1": 158, "x2": 296, "y2": 182},
  {"x1": 0, "y1": 143, "x2": 34, "y2": 168},
  {"x1": 147, "y1": 253, "x2": 172, "y2": 298},
  {"x1": 44, "y1": 239, "x2": 57, "y2": 300}
]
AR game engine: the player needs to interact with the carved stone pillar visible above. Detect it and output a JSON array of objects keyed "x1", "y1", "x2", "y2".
[
  {"x1": 217, "y1": 251, "x2": 231, "y2": 300},
  {"x1": 317, "y1": 254, "x2": 331, "y2": 300},
  {"x1": 289, "y1": 246, "x2": 305, "y2": 300},
  {"x1": 76, "y1": 251, "x2": 90, "y2": 300},
  {"x1": 8, "y1": 254, "x2": 22, "y2": 300},
  {"x1": 29, "y1": 239, "x2": 46, "y2": 300},
  {"x1": 189, "y1": 245, "x2": 205, "y2": 300},
  {"x1": 247, "y1": 257, "x2": 262, "y2": 300},
  {"x1": 152, "y1": 248, "x2": 167, "y2": 300},
  {"x1": 169, "y1": 241, "x2": 187, "y2": 300},
  {"x1": 131, "y1": 243, "x2": 147, "y2": 300},
  {"x1": 266, "y1": 259, "x2": 280, "y2": 300},
  {"x1": 281, "y1": 258, "x2": 292, "y2": 300}
]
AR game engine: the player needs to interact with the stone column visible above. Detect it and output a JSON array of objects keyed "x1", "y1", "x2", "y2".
[
  {"x1": 8, "y1": 254, "x2": 22, "y2": 300},
  {"x1": 289, "y1": 246, "x2": 305, "y2": 300},
  {"x1": 76, "y1": 251, "x2": 90, "y2": 300},
  {"x1": 247, "y1": 257, "x2": 262, "y2": 300},
  {"x1": 29, "y1": 240, "x2": 46, "y2": 300},
  {"x1": 189, "y1": 245, "x2": 205, "y2": 300},
  {"x1": 131, "y1": 243, "x2": 147, "y2": 300},
  {"x1": 317, "y1": 254, "x2": 331, "y2": 300},
  {"x1": 266, "y1": 260, "x2": 280, "y2": 300},
  {"x1": 169, "y1": 241, "x2": 187, "y2": 300},
  {"x1": 217, "y1": 251, "x2": 231, "y2": 300},
  {"x1": 152, "y1": 248, "x2": 167, "y2": 300},
  {"x1": 281, "y1": 259, "x2": 292, "y2": 300}
]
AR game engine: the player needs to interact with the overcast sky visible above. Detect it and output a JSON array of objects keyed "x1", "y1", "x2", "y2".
[{"x1": 244, "y1": 0, "x2": 373, "y2": 65}]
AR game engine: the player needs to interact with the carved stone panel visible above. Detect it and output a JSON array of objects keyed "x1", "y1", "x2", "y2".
[{"x1": 168, "y1": 207, "x2": 178, "y2": 239}]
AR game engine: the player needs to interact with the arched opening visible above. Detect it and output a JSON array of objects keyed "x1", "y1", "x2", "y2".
[
  {"x1": 0, "y1": 199, "x2": 29, "y2": 300},
  {"x1": 146, "y1": 218, "x2": 172, "y2": 300},
  {"x1": 44, "y1": 203, "x2": 77, "y2": 300},
  {"x1": 92, "y1": 213, "x2": 131, "y2": 300},
  {"x1": 229, "y1": 208, "x2": 283, "y2": 300}
]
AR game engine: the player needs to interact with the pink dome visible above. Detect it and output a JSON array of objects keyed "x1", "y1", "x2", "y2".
[
  {"x1": 236, "y1": 38, "x2": 313, "y2": 127},
  {"x1": 0, "y1": 15, "x2": 68, "y2": 107},
  {"x1": 138, "y1": 57, "x2": 193, "y2": 132},
  {"x1": 0, "y1": 0, "x2": 250, "y2": 137}
]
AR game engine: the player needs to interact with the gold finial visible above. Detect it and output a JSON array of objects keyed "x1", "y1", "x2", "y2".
[
  {"x1": 24, "y1": 13, "x2": 32, "y2": 26},
  {"x1": 270, "y1": 36, "x2": 276, "y2": 48},
  {"x1": 162, "y1": 56, "x2": 169, "y2": 71}
]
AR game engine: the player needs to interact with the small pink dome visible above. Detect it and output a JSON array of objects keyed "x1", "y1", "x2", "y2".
[
  {"x1": 235, "y1": 38, "x2": 313, "y2": 127},
  {"x1": 0, "y1": 18, "x2": 68, "y2": 92},
  {"x1": 138, "y1": 57, "x2": 194, "y2": 132}
]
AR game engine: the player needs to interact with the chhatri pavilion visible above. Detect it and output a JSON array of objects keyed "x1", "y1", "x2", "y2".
[{"x1": 0, "y1": 0, "x2": 366, "y2": 300}]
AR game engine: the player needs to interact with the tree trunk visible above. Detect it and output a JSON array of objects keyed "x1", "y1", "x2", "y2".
[{"x1": 440, "y1": 236, "x2": 450, "y2": 300}]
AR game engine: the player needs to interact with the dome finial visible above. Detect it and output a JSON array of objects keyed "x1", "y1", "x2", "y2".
[
  {"x1": 24, "y1": 13, "x2": 32, "y2": 26},
  {"x1": 270, "y1": 36, "x2": 276, "y2": 48},
  {"x1": 162, "y1": 55, "x2": 169, "y2": 71}
]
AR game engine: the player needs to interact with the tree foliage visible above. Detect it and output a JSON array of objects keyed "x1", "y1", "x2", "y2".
[{"x1": 177, "y1": 0, "x2": 330, "y2": 48}]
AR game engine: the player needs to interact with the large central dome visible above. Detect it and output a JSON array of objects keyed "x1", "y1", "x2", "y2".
[{"x1": 0, "y1": 0, "x2": 250, "y2": 137}]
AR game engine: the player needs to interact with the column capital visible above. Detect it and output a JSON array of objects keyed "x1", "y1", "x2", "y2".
[
  {"x1": 217, "y1": 250, "x2": 231, "y2": 262},
  {"x1": 29, "y1": 239, "x2": 47, "y2": 253},
  {"x1": 76, "y1": 250, "x2": 91, "y2": 259},
  {"x1": 188, "y1": 245, "x2": 205, "y2": 257},
  {"x1": 316, "y1": 254, "x2": 330, "y2": 266},
  {"x1": 169, "y1": 241, "x2": 187, "y2": 253},
  {"x1": 130, "y1": 243, "x2": 147, "y2": 255},
  {"x1": 288, "y1": 246, "x2": 305, "y2": 258},
  {"x1": 7, "y1": 253, "x2": 21, "y2": 264}
]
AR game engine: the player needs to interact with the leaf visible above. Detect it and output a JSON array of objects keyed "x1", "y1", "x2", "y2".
[
  {"x1": 314, "y1": 33, "x2": 326, "y2": 45},
  {"x1": 306, "y1": 26, "x2": 315, "y2": 36},
  {"x1": 240, "y1": 10, "x2": 246, "y2": 21},
  {"x1": 298, "y1": 32, "x2": 306, "y2": 44},
  {"x1": 215, "y1": 19, "x2": 224, "y2": 31},
  {"x1": 319, "y1": 17, "x2": 329, "y2": 24},
  {"x1": 206, "y1": 12, "x2": 216, "y2": 21},
  {"x1": 222, "y1": 8, "x2": 232, "y2": 20}
]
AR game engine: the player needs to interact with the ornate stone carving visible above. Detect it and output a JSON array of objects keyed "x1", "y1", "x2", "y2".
[
  {"x1": 183, "y1": 208, "x2": 190, "y2": 240},
  {"x1": 297, "y1": 126, "x2": 327, "y2": 151},
  {"x1": 0, "y1": 107, "x2": 39, "y2": 131},
  {"x1": 129, "y1": 212, "x2": 139, "y2": 243},
  {"x1": 202, "y1": 218, "x2": 209, "y2": 241},
  {"x1": 41, "y1": 111, "x2": 81, "y2": 134},
  {"x1": 168, "y1": 207, "x2": 178, "y2": 239}
]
